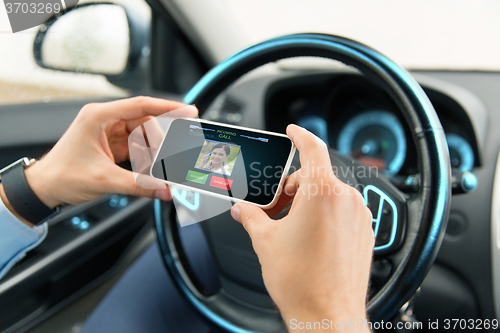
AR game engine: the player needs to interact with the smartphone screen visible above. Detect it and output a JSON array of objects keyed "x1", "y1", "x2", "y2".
[{"x1": 150, "y1": 118, "x2": 295, "y2": 207}]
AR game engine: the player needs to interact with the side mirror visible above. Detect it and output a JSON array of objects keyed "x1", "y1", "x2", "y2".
[{"x1": 33, "y1": 3, "x2": 149, "y2": 90}]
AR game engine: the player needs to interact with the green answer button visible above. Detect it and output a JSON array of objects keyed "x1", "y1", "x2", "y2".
[{"x1": 185, "y1": 170, "x2": 208, "y2": 184}]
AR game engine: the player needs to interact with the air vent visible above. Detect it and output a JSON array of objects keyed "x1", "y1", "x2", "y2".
[
  {"x1": 221, "y1": 95, "x2": 243, "y2": 112},
  {"x1": 446, "y1": 211, "x2": 468, "y2": 236},
  {"x1": 204, "y1": 95, "x2": 244, "y2": 124}
]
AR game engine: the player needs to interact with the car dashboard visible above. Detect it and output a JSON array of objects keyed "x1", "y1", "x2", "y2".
[{"x1": 263, "y1": 72, "x2": 484, "y2": 177}]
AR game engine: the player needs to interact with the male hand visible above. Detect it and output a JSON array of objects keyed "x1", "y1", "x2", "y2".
[
  {"x1": 23, "y1": 97, "x2": 197, "y2": 209},
  {"x1": 231, "y1": 124, "x2": 374, "y2": 331}
]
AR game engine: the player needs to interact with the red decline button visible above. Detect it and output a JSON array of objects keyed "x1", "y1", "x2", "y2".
[{"x1": 209, "y1": 175, "x2": 233, "y2": 190}]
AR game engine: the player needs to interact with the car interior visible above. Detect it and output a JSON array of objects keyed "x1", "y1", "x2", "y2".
[{"x1": 0, "y1": 1, "x2": 499, "y2": 332}]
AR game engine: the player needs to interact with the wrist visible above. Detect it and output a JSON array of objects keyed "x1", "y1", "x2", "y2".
[
  {"x1": 283, "y1": 308, "x2": 370, "y2": 332},
  {"x1": 0, "y1": 184, "x2": 34, "y2": 227},
  {"x1": 286, "y1": 316, "x2": 371, "y2": 332},
  {"x1": 24, "y1": 160, "x2": 61, "y2": 209}
]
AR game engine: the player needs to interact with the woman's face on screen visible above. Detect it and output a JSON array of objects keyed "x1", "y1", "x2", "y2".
[{"x1": 211, "y1": 147, "x2": 228, "y2": 164}]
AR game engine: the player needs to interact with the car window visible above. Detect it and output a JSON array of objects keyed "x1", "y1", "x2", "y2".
[
  {"x1": 168, "y1": 0, "x2": 500, "y2": 71},
  {"x1": 0, "y1": 0, "x2": 151, "y2": 106}
]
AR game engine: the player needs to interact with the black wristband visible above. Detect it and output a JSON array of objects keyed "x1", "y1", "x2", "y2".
[{"x1": 1, "y1": 161, "x2": 57, "y2": 225}]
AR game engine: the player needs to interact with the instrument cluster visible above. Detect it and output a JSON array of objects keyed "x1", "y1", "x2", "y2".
[{"x1": 265, "y1": 73, "x2": 479, "y2": 176}]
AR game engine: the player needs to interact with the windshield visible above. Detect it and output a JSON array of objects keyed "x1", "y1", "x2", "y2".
[{"x1": 174, "y1": 0, "x2": 500, "y2": 71}]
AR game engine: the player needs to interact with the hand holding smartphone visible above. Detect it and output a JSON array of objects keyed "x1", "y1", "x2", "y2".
[{"x1": 150, "y1": 118, "x2": 295, "y2": 208}]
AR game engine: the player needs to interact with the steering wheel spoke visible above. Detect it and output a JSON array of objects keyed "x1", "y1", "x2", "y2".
[{"x1": 358, "y1": 174, "x2": 407, "y2": 256}]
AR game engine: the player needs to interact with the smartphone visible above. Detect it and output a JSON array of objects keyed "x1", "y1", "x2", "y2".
[{"x1": 150, "y1": 118, "x2": 296, "y2": 208}]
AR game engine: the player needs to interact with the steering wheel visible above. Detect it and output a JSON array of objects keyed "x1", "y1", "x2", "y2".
[{"x1": 154, "y1": 33, "x2": 451, "y2": 332}]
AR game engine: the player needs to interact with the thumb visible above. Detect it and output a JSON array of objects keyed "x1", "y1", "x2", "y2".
[
  {"x1": 231, "y1": 202, "x2": 272, "y2": 237},
  {"x1": 110, "y1": 167, "x2": 172, "y2": 200}
]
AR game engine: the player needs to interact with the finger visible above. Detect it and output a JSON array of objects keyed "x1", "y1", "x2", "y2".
[
  {"x1": 286, "y1": 124, "x2": 332, "y2": 170},
  {"x1": 131, "y1": 106, "x2": 197, "y2": 159},
  {"x1": 231, "y1": 202, "x2": 272, "y2": 237},
  {"x1": 92, "y1": 96, "x2": 196, "y2": 123},
  {"x1": 141, "y1": 116, "x2": 166, "y2": 153},
  {"x1": 128, "y1": 135, "x2": 154, "y2": 172},
  {"x1": 125, "y1": 115, "x2": 154, "y2": 133},
  {"x1": 109, "y1": 167, "x2": 172, "y2": 200},
  {"x1": 158, "y1": 104, "x2": 199, "y2": 119},
  {"x1": 134, "y1": 172, "x2": 169, "y2": 190},
  {"x1": 263, "y1": 170, "x2": 300, "y2": 217},
  {"x1": 127, "y1": 118, "x2": 166, "y2": 168}
]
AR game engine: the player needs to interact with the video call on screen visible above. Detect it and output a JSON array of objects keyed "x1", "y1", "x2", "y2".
[{"x1": 151, "y1": 119, "x2": 293, "y2": 206}]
